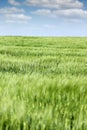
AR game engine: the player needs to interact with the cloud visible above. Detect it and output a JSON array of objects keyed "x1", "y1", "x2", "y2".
[
  {"x1": 43, "y1": 24, "x2": 56, "y2": 28},
  {"x1": 0, "y1": 7, "x2": 32, "y2": 23},
  {"x1": 8, "y1": 0, "x2": 83, "y2": 9},
  {"x1": 6, "y1": 0, "x2": 87, "y2": 22},
  {"x1": 32, "y1": 9, "x2": 56, "y2": 17},
  {"x1": 32, "y1": 8, "x2": 87, "y2": 20},
  {"x1": 8, "y1": 0, "x2": 20, "y2": 6},
  {"x1": 28, "y1": 0, "x2": 87, "y2": 21},
  {"x1": 0, "y1": 7, "x2": 24, "y2": 14},
  {"x1": 25, "y1": 0, "x2": 83, "y2": 9},
  {"x1": 32, "y1": 9, "x2": 51, "y2": 16},
  {"x1": 5, "y1": 14, "x2": 32, "y2": 23},
  {"x1": 53, "y1": 9, "x2": 87, "y2": 19}
]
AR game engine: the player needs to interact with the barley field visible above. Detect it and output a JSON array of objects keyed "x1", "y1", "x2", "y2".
[{"x1": 0, "y1": 37, "x2": 87, "y2": 130}]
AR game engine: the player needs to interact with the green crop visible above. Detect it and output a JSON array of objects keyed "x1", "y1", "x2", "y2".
[{"x1": 0, "y1": 36, "x2": 87, "y2": 130}]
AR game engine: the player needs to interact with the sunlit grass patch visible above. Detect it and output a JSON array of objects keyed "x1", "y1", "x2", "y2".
[{"x1": 0, "y1": 37, "x2": 87, "y2": 130}]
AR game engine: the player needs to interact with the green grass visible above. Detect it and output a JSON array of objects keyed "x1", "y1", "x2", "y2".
[{"x1": 0, "y1": 36, "x2": 87, "y2": 130}]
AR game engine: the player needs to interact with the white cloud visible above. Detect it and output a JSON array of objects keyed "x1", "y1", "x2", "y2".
[
  {"x1": 0, "y1": 7, "x2": 32, "y2": 23},
  {"x1": 6, "y1": 0, "x2": 87, "y2": 22},
  {"x1": 25, "y1": 0, "x2": 83, "y2": 9},
  {"x1": 53, "y1": 9, "x2": 87, "y2": 19},
  {"x1": 32, "y1": 9, "x2": 51, "y2": 15},
  {"x1": 5, "y1": 14, "x2": 32, "y2": 23},
  {"x1": 8, "y1": 0, "x2": 83, "y2": 9},
  {"x1": 8, "y1": 0, "x2": 20, "y2": 6},
  {"x1": 43, "y1": 24, "x2": 56, "y2": 28},
  {"x1": 32, "y1": 8, "x2": 87, "y2": 20},
  {"x1": 0, "y1": 7, "x2": 24, "y2": 14},
  {"x1": 32, "y1": 9, "x2": 56, "y2": 17}
]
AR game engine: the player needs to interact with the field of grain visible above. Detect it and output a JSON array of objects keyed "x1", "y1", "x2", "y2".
[{"x1": 0, "y1": 37, "x2": 87, "y2": 130}]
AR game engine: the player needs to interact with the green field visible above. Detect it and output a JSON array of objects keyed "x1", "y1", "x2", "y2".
[{"x1": 0, "y1": 37, "x2": 87, "y2": 130}]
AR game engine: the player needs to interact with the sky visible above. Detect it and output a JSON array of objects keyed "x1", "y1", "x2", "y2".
[{"x1": 0, "y1": 0, "x2": 87, "y2": 36}]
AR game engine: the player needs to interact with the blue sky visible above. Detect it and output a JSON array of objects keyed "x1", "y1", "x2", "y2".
[{"x1": 0, "y1": 0, "x2": 87, "y2": 36}]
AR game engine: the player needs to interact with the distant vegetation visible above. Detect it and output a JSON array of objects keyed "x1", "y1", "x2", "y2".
[{"x1": 0, "y1": 37, "x2": 87, "y2": 130}]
